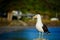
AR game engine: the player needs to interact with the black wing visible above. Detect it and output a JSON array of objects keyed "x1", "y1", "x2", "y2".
[{"x1": 42, "y1": 24, "x2": 50, "y2": 33}]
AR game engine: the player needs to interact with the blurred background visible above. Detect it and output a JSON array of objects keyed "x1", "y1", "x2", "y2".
[{"x1": 0, "y1": 0, "x2": 60, "y2": 26}]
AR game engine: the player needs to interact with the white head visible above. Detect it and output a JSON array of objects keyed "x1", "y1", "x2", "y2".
[{"x1": 33, "y1": 14, "x2": 42, "y2": 20}]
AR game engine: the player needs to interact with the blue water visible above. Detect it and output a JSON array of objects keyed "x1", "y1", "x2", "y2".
[{"x1": 0, "y1": 27, "x2": 60, "y2": 40}]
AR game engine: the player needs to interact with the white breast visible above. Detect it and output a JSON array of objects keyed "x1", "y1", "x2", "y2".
[{"x1": 36, "y1": 23, "x2": 44, "y2": 32}]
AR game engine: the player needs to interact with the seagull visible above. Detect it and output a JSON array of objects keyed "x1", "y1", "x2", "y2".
[{"x1": 33, "y1": 14, "x2": 50, "y2": 38}]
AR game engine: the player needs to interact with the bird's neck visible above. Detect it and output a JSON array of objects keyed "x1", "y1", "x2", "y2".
[
  {"x1": 37, "y1": 17, "x2": 42, "y2": 23},
  {"x1": 36, "y1": 16, "x2": 43, "y2": 26}
]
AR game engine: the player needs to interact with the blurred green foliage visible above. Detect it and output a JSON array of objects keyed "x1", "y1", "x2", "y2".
[{"x1": 0, "y1": 0, "x2": 60, "y2": 17}]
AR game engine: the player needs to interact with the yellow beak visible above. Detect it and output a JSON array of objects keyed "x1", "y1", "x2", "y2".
[{"x1": 32, "y1": 15, "x2": 37, "y2": 20}]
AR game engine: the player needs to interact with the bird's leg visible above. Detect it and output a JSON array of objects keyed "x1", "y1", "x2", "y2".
[
  {"x1": 39, "y1": 32, "x2": 41, "y2": 38},
  {"x1": 41, "y1": 32, "x2": 43, "y2": 39}
]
